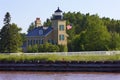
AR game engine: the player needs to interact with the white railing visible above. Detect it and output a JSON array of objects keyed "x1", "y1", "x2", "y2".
[{"x1": 23, "y1": 51, "x2": 120, "y2": 56}]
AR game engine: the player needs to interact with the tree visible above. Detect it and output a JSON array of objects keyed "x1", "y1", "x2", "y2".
[
  {"x1": 32, "y1": 44, "x2": 39, "y2": 52},
  {"x1": 72, "y1": 35, "x2": 81, "y2": 51},
  {"x1": 109, "y1": 32, "x2": 120, "y2": 50},
  {"x1": 59, "y1": 45, "x2": 68, "y2": 52},
  {"x1": 27, "y1": 45, "x2": 33, "y2": 53},
  {"x1": 79, "y1": 15, "x2": 111, "y2": 51},
  {"x1": 0, "y1": 12, "x2": 22, "y2": 53},
  {"x1": 20, "y1": 33, "x2": 26, "y2": 44},
  {"x1": 48, "y1": 44, "x2": 59, "y2": 52},
  {"x1": 38, "y1": 44, "x2": 44, "y2": 52},
  {"x1": 4, "y1": 12, "x2": 11, "y2": 25},
  {"x1": 9, "y1": 23, "x2": 22, "y2": 52},
  {"x1": 0, "y1": 12, "x2": 11, "y2": 53},
  {"x1": 42, "y1": 43, "x2": 59, "y2": 52},
  {"x1": 43, "y1": 18, "x2": 51, "y2": 26},
  {"x1": 27, "y1": 22, "x2": 35, "y2": 32},
  {"x1": 43, "y1": 12, "x2": 120, "y2": 51},
  {"x1": 27, "y1": 43, "x2": 60, "y2": 53}
]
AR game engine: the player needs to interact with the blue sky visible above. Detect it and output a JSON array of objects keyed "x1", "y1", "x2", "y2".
[{"x1": 0, "y1": 0, "x2": 120, "y2": 33}]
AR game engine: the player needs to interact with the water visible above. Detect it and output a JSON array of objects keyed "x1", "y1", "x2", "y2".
[{"x1": 0, "y1": 72, "x2": 120, "y2": 80}]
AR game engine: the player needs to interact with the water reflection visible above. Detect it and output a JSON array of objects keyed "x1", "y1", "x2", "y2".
[{"x1": 0, "y1": 72, "x2": 119, "y2": 80}]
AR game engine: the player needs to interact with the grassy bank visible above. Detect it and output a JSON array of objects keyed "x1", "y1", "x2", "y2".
[{"x1": 0, "y1": 53, "x2": 120, "y2": 62}]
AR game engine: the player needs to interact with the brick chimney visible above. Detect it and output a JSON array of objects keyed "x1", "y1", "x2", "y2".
[{"x1": 35, "y1": 18, "x2": 42, "y2": 27}]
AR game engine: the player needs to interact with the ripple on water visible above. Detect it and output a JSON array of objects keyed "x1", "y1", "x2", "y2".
[{"x1": 0, "y1": 72, "x2": 119, "y2": 80}]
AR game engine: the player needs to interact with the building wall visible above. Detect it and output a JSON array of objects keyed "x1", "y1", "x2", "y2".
[
  {"x1": 44, "y1": 31, "x2": 56, "y2": 44},
  {"x1": 52, "y1": 20, "x2": 67, "y2": 46},
  {"x1": 26, "y1": 36, "x2": 44, "y2": 47},
  {"x1": 52, "y1": 20, "x2": 58, "y2": 44},
  {"x1": 25, "y1": 19, "x2": 67, "y2": 52},
  {"x1": 26, "y1": 31, "x2": 56, "y2": 47},
  {"x1": 58, "y1": 20, "x2": 67, "y2": 45}
]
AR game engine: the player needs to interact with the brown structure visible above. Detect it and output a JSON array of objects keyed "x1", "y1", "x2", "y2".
[
  {"x1": 35, "y1": 18, "x2": 42, "y2": 27},
  {"x1": 23, "y1": 8, "x2": 68, "y2": 51}
]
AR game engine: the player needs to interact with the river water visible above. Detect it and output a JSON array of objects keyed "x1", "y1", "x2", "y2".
[{"x1": 0, "y1": 72, "x2": 119, "y2": 80}]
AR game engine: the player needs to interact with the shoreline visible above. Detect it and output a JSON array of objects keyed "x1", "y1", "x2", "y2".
[
  {"x1": 0, "y1": 71, "x2": 119, "y2": 74},
  {"x1": 0, "y1": 61, "x2": 120, "y2": 72}
]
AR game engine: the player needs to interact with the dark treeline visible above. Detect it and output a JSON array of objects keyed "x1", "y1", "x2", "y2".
[{"x1": 44, "y1": 12, "x2": 120, "y2": 51}]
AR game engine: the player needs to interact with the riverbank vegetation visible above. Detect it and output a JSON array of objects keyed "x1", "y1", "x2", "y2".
[
  {"x1": 27, "y1": 43, "x2": 68, "y2": 53},
  {"x1": 1, "y1": 11, "x2": 120, "y2": 53},
  {"x1": 44, "y1": 12, "x2": 120, "y2": 52},
  {"x1": 0, "y1": 54, "x2": 120, "y2": 62}
]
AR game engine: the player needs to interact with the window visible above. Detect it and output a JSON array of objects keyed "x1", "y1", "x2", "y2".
[
  {"x1": 48, "y1": 39, "x2": 51, "y2": 43},
  {"x1": 39, "y1": 40, "x2": 41, "y2": 44},
  {"x1": 31, "y1": 40, "x2": 32, "y2": 45},
  {"x1": 28, "y1": 40, "x2": 30, "y2": 45},
  {"x1": 36, "y1": 40, "x2": 38, "y2": 44},
  {"x1": 59, "y1": 25, "x2": 64, "y2": 31},
  {"x1": 39, "y1": 39, "x2": 43, "y2": 44},
  {"x1": 33, "y1": 40, "x2": 35, "y2": 44},
  {"x1": 48, "y1": 39, "x2": 54, "y2": 44},
  {"x1": 59, "y1": 34, "x2": 64, "y2": 40},
  {"x1": 41, "y1": 39, "x2": 43, "y2": 44},
  {"x1": 28, "y1": 40, "x2": 32, "y2": 45}
]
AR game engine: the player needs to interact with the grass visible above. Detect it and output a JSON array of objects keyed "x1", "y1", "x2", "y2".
[{"x1": 0, "y1": 53, "x2": 120, "y2": 62}]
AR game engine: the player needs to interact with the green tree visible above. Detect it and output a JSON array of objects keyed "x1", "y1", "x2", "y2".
[
  {"x1": 0, "y1": 12, "x2": 11, "y2": 53},
  {"x1": 38, "y1": 43, "x2": 59, "y2": 52},
  {"x1": 59, "y1": 45, "x2": 68, "y2": 52},
  {"x1": 42, "y1": 12, "x2": 120, "y2": 51},
  {"x1": 32, "y1": 44, "x2": 39, "y2": 53},
  {"x1": 27, "y1": 22, "x2": 35, "y2": 32},
  {"x1": 72, "y1": 35, "x2": 81, "y2": 51},
  {"x1": 38, "y1": 44, "x2": 44, "y2": 52},
  {"x1": 27, "y1": 45, "x2": 33, "y2": 53},
  {"x1": 43, "y1": 18, "x2": 51, "y2": 26},
  {"x1": 79, "y1": 15, "x2": 111, "y2": 51},
  {"x1": 71, "y1": 15, "x2": 111, "y2": 51},
  {"x1": 9, "y1": 23, "x2": 22, "y2": 52},
  {"x1": 42, "y1": 43, "x2": 59, "y2": 52},
  {"x1": 20, "y1": 33, "x2": 26, "y2": 44},
  {"x1": 0, "y1": 12, "x2": 22, "y2": 53},
  {"x1": 4, "y1": 12, "x2": 11, "y2": 25},
  {"x1": 109, "y1": 32, "x2": 120, "y2": 50},
  {"x1": 27, "y1": 43, "x2": 60, "y2": 53}
]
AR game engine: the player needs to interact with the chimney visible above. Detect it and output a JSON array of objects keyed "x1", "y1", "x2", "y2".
[{"x1": 35, "y1": 18, "x2": 42, "y2": 27}]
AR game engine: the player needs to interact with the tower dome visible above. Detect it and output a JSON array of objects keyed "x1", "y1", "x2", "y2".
[
  {"x1": 55, "y1": 7, "x2": 62, "y2": 12},
  {"x1": 52, "y1": 7, "x2": 63, "y2": 20}
]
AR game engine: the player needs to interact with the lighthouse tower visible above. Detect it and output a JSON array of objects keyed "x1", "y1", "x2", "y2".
[{"x1": 51, "y1": 7, "x2": 67, "y2": 46}]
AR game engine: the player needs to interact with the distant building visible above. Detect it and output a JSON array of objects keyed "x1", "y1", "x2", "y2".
[{"x1": 23, "y1": 7, "x2": 68, "y2": 52}]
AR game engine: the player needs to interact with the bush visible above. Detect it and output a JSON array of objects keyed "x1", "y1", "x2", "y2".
[
  {"x1": 27, "y1": 43, "x2": 60, "y2": 52},
  {"x1": 59, "y1": 45, "x2": 68, "y2": 52}
]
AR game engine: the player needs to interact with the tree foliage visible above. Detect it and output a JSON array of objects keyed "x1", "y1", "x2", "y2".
[
  {"x1": 0, "y1": 12, "x2": 22, "y2": 53},
  {"x1": 20, "y1": 33, "x2": 26, "y2": 43},
  {"x1": 4, "y1": 12, "x2": 11, "y2": 25},
  {"x1": 27, "y1": 43, "x2": 60, "y2": 53},
  {"x1": 27, "y1": 22, "x2": 35, "y2": 32},
  {"x1": 109, "y1": 32, "x2": 120, "y2": 50},
  {"x1": 43, "y1": 12, "x2": 120, "y2": 51},
  {"x1": 43, "y1": 18, "x2": 51, "y2": 26},
  {"x1": 78, "y1": 15, "x2": 110, "y2": 51},
  {"x1": 59, "y1": 45, "x2": 68, "y2": 52},
  {"x1": 27, "y1": 44, "x2": 38, "y2": 53}
]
